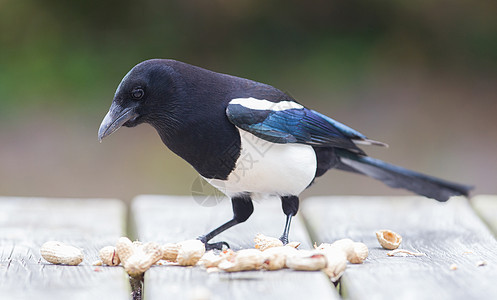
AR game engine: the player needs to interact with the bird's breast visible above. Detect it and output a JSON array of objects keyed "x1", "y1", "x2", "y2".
[{"x1": 205, "y1": 129, "x2": 317, "y2": 198}]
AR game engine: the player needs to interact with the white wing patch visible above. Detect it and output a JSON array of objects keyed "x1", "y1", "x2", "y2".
[{"x1": 230, "y1": 97, "x2": 303, "y2": 111}]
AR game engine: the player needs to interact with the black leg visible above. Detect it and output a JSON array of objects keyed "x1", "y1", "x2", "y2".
[
  {"x1": 198, "y1": 193, "x2": 253, "y2": 250},
  {"x1": 280, "y1": 195, "x2": 299, "y2": 244}
]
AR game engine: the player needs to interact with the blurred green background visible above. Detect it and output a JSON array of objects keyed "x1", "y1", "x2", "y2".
[{"x1": 1, "y1": 0, "x2": 496, "y2": 203}]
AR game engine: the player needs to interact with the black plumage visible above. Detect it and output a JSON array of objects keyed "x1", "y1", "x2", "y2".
[{"x1": 99, "y1": 59, "x2": 472, "y2": 248}]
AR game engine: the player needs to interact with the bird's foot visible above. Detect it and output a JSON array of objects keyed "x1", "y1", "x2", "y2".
[
  {"x1": 279, "y1": 235, "x2": 289, "y2": 245},
  {"x1": 205, "y1": 241, "x2": 230, "y2": 251},
  {"x1": 197, "y1": 235, "x2": 230, "y2": 250}
]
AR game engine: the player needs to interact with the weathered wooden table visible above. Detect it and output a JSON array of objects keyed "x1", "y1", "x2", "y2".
[
  {"x1": 1, "y1": 195, "x2": 496, "y2": 299},
  {"x1": 0, "y1": 197, "x2": 129, "y2": 299}
]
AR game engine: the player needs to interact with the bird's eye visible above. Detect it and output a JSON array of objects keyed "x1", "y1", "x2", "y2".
[{"x1": 131, "y1": 88, "x2": 144, "y2": 99}]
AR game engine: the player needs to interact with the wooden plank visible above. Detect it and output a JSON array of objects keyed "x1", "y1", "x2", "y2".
[
  {"x1": 0, "y1": 197, "x2": 130, "y2": 300},
  {"x1": 471, "y1": 195, "x2": 497, "y2": 235},
  {"x1": 301, "y1": 196, "x2": 497, "y2": 300},
  {"x1": 131, "y1": 194, "x2": 339, "y2": 300}
]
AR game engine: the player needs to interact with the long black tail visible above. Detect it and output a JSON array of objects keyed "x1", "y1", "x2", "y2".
[{"x1": 335, "y1": 149, "x2": 473, "y2": 202}]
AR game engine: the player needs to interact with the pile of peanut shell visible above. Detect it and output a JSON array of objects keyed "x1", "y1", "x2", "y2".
[{"x1": 40, "y1": 233, "x2": 370, "y2": 282}]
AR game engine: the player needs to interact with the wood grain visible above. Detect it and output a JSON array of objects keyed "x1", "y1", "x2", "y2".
[
  {"x1": 471, "y1": 195, "x2": 497, "y2": 235},
  {"x1": 301, "y1": 196, "x2": 497, "y2": 300},
  {"x1": 0, "y1": 197, "x2": 130, "y2": 300},
  {"x1": 132, "y1": 194, "x2": 340, "y2": 300}
]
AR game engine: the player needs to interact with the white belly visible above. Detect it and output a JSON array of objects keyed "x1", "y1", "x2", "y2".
[{"x1": 205, "y1": 129, "x2": 317, "y2": 198}]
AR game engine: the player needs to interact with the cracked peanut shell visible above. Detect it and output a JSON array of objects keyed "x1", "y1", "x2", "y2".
[
  {"x1": 376, "y1": 230, "x2": 402, "y2": 250},
  {"x1": 99, "y1": 246, "x2": 120, "y2": 266}
]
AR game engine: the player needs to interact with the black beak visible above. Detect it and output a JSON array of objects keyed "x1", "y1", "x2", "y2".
[{"x1": 98, "y1": 102, "x2": 139, "y2": 142}]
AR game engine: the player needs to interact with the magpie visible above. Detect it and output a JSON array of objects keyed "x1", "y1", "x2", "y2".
[{"x1": 98, "y1": 59, "x2": 472, "y2": 249}]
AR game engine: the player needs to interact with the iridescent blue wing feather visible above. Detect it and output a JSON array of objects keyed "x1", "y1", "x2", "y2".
[{"x1": 226, "y1": 100, "x2": 384, "y2": 154}]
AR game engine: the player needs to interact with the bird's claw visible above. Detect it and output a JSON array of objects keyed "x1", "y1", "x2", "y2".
[
  {"x1": 279, "y1": 235, "x2": 289, "y2": 245},
  {"x1": 197, "y1": 235, "x2": 230, "y2": 250},
  {"x1": 205, "y1": 241, "x2": 230, "y2": 251}
]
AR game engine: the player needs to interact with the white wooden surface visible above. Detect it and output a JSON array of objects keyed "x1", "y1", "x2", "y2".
[
  {"x1": 302, "y1": 196, "x2": 497, "y2": 300},
  {"x1": 0, "y1": 197, "x2": 130, "y2": 300},
  {"x1": 132, "y1": 195, "x2": 340, "y2": 300}
]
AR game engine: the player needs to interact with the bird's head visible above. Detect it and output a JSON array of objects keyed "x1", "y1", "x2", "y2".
[{"x1": 98, "y1": 59, "x2": 178, "y2": 142}]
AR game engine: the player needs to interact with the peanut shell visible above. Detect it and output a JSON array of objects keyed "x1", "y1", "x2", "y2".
[
  {"x1": 199, "y1": 251, "x2": 225, "y2": 268},
  {"x1": 218, "y1": 249, "x2": 264, "y2": 272},
  {"x1": 161, "y1": 243, "x2": 179, "y2": 261},
  {"x1": 176, "y1": 240, "x2": 206, "y2": 266},
  {"x1": 286, "y1": 250, "x2": 327, "y2": 271},
  {"x1": 99, "y1": 246, "x2": 120, "y2": 266},
  {"x1": 40, "y1": 241, "x2": 84, "y2": 266},
  {"x1": 350, "y1": 242, "x2": 368, "y2": 264},
  {"x1": 124, "y1": 242, "x2": 162, "y2": 277},
  {"x1": 262, "y1": 246, "x2": 298, "y2": 270},
  {"x1": 254, "y1": 233, "x2": 283, "y2": 251},
  {"x1": 320, "y1": 248, "x2": 347, "y2": 282},
  {"x1": 376, "y1": 230, "x2": 402, "y2": 250},
  {"x1": 116, "y1": 237, "x2": 135, "y2": 264}
]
